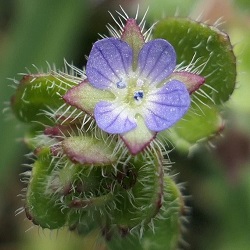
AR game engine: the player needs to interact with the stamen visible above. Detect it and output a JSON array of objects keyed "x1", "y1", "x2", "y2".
[
  {"x1": 136, "y1": 79, "x2": 144, "y2": 87},
  {"x1": 134, "y1": 90, "x2": 144, "y2": 101},
  {"x1": 116, "y1": 80, "x2": 127, "y2": 89}
]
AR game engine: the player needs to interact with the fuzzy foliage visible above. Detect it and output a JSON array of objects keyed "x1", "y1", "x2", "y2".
[{"x1": 11, "y1": 13, "x2": 236, "y2": 250}]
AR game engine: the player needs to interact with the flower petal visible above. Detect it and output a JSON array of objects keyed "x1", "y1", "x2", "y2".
[
  {"x1": 138, "y1": 39, "x2": 176, "y2": 85},
  {"x1": 143, "y1": 80, "x2": 190, "y2": 132},
  {"x1": 86, "y1": 38, "x2": 133, "y2": 89},
  {"x1": 94, "y1": 101, "x2": 137, "y2": 134},
  {"x1": 121, "y1": 115, "x2": 156, "y2": 155},
  {"x1": 63, "y1": 80, "x2": 114, "y2": 114}
]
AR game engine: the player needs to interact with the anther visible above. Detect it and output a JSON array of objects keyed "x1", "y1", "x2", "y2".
[
  {"x1": 116, "y1": 80, "x2": 127, "y2": 89},
  {"x1": 134, "y1": 90, "x2": 144, "y2": 101}
]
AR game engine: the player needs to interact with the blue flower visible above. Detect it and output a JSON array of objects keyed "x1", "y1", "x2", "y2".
[
  {"x1": 86, "y1": 37, "x2": 191, "y2": 134},
  {"x1": 64, "y1": 26, "x2": 204, "y2": 154}
]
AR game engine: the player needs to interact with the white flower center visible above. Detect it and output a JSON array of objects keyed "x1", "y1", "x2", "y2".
[
  {"x1": 133, "y1": 90, "x2": 144, "y2": 103},
  {"x1": 114, "y1": 76, "x2": 149, "y2": 108}
]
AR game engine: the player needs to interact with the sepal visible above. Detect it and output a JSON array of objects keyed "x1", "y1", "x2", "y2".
[
  {"x1": 121, "y1": 19, "x2": 145, "y2": 68},
  {"x1": 171, "y1": 71, "x2": 205, "y2": 94},
  {"x1": 121, "y1": 116, "x2": 156, "y2": 155},
  {"x1": 62, "y1": 135, "x2": 118, "y2": 165},
  {"x1": 63, "y1": 80, "x2": 114, "y2": 115}
]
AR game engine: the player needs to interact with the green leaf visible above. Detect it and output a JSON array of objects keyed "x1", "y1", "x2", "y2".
[
  {"x1": 140, "y1": 176, "x2": 184, "y2": 250},
  {"x1": 112, "y1": 153, "x2": 163, "y2": 229},
  {"x1": 153, "y1": 18, "x2": 236, "y2": 104},
  {"x1": 11, "y1": 73, "x2": 77, "y2": 123},
  {"x1": 160, "y1": 105, "x2": 223, "y2": 152},
  {"x1": 107, "y1": 176, "x2": 184, "y2": 250},
  {"x1": 25, "y1": 148, "x2": 69, "y2": 229},
  {"x1": 145, "y1": 0, "x2": 196, "y2": 21},
  {"x1": 67, "y1": 210, "x2": 99, "y2": 235}
]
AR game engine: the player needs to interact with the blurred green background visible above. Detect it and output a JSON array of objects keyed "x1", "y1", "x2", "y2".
[{"x1": 0, "y1": 0, "x2": 250, "y2": 249}]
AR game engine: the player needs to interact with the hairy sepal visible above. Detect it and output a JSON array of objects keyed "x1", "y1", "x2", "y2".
[
  {"x1": 62, "y1": 135, "x2": 118, "y2": 165},
  {"x1": 171, "y1": 71, "x2": 205, "y2": 94},
  {"x1": 63, "y1": 80, "x2": 114, "y2": 115},
  {"x1": 121, "y1": 116, "x2": 156, "y2": 155},
  {"x1": 121, "y1": 18, "x2": 145, "y2": 69}
]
